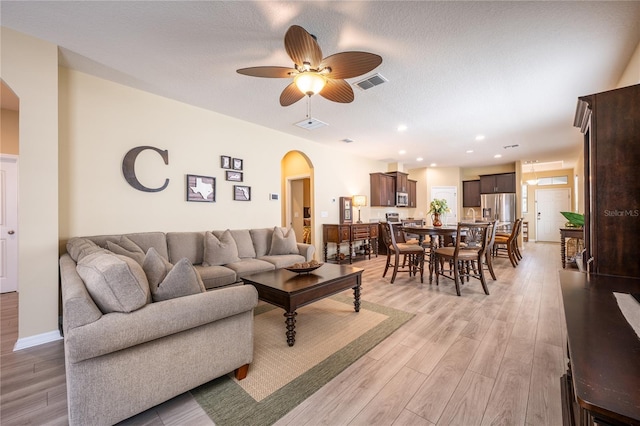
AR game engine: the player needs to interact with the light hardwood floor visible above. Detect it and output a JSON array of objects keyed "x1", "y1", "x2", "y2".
[{"x1": 0, "y1": 241, "x2": 568, "y2": 425}]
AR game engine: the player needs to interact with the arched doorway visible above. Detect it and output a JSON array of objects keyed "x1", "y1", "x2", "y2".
[{"x1": 281, "y1": 151, "x2": 314, "y2": 246}]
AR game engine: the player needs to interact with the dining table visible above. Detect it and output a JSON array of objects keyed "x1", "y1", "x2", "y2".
[{"x1": 400, "y1": 225, "x2": 459, "y2": 283}]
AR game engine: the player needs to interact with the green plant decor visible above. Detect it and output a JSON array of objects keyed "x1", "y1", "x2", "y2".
[
  {"x1": 561, "y1": 211, "x2": 584, "y2": 228},
  {"x1": 428, "y1": 198, "x2": 450, "y2": 215}
]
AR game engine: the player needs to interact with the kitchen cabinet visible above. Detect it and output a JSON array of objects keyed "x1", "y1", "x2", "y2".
[
  {"x1": 462, "y1": 180, "x2": 481, "y2": 207},
  {"x1": 574, "y1": 83, "x2": 640, "y2": 278},
  {"x1": 407, "y1": 179, "x2": 417, "y2": 207},
  {"x1": 387, "y1": 171, "x2": 408, "y2": 193},
  {"x1": 370, "y1": 173, "x2": 395, "y2": 207},
  {"x1": 479, "y1": 173, "x2": 515, "y2": 194}
]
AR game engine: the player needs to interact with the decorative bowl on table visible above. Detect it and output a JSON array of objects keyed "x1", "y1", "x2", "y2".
[{"x1": 284, "y1": 262, "x2": 323, "y2": 274}]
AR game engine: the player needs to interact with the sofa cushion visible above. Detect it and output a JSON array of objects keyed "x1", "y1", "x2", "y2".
[
  {"x1": 259, "y1": 254, "x2": 306, "y2": 269},
  {"x1": 194, "y1": 265, "x2": 238, "y2": 289},
  {"x1": 269, "y1": 227, "x2": 299, "y2": 255},
  {"x1": 215, "y1": 229, "x2": 256, "y2": 258},
  {"x1": 151, "y1": 258, "x2": 206, "y2": 302},
  {"x1": 142, "y1": 247, "x2": 173, "y2": 289},
  {"x1": 66, "y1": 237, "x2": 106, "y2": 262},
  {"x1": 250, "y1": 228, "x2": 273, "y2": 258},
  {"x1": 225, "y1": 258, "x2": 275, "y2": 278},
  {"x1": 76, "y1": 252, "x2": 150, "y2": 313},
  {"x1": 106, "y1": 236, "x2": 145, "y2": 265},
  {"x1": 203, "y1": 230, "x2": 241, "y2": 266},
  {"x1": 166, "y1": 232, "x2": 204, "y2": 265}
]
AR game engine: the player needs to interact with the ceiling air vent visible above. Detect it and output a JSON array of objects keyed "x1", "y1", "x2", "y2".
[
  {"x1": 294, "y1": 117, "x2": 328, "y2": 130},
  {"x1": 354, "y1": 73, "x2": 388, "y2": 91}
]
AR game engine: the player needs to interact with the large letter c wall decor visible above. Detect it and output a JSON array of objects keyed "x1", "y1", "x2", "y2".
[{"x1": 122, "y1": 146, "x2": 169, "y2": 192}]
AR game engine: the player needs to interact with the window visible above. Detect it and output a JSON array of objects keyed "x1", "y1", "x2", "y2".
[
  {"x1": 537, "y1": 175, "x2": 568, "y2": 186},
  {"x1": 522, "y1": 184, "x2": 528, "y2": 213}
]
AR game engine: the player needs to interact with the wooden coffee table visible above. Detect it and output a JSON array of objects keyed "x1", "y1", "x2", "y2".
[{"x1": 242, "y1": 263, "x2": 363, "y2": 346}]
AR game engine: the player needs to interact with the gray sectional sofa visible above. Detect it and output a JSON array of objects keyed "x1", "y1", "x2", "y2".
[{"x1": 60, "y1": 227, "x2": 314, "y2": 425}]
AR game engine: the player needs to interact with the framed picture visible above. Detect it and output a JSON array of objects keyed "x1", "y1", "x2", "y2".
[
  {"x1": 340, "y1": 196, "x2": 353, "y2": 224},
  {"x1": 186, "y1": 174, "x2": 215, "y2": 202},
  {"x1": 232, "y1": 158, "x2": 243, "y2": 170},
  {"x1": 225, "y1": 170, "x2": 243, "y2": 182},
  {"x1": 220, "y1": 155, "x2": 231, "y2": 169},
  {"x1": 233, "y1": 185, "x2": 251, "y2": 201}
]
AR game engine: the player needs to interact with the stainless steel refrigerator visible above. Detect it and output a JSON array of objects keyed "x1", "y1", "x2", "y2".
[{"x1": 481, "y1": 193, "x2": 516, "y2": 229}]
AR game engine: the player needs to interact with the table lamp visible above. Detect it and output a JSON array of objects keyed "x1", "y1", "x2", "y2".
[{"x1": 352, "y1": 195, "x2": 367, "y2": 223}]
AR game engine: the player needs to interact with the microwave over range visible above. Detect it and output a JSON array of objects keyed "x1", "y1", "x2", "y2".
[{"x1": 396, "y1": 192, "x2": 408, "y2": 207}]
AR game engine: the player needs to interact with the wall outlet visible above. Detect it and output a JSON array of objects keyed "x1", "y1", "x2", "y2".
[
  {"x1": 321, "y1": 211, "x2": 329, "y2": 218},
  {"x1": 269, "y1": 193, "x2": 279, "y2": 200}
]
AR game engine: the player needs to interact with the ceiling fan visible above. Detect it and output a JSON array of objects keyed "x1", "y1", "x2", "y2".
[{"x1": 237, "y1": 25, "x2": 382, "y2": 107}]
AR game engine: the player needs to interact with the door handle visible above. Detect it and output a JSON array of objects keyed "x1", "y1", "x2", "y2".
[{"x1": 7, "y1": 230, "x2": 15, "y2": 235}]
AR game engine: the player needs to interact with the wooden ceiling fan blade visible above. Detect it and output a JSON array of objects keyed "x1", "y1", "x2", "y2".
[
  {"x1": 319, "y1": 79, "x2": 354, "y2": 103},
  {"x1": 280, "y1": 82, "x2": 306, "y2": 106},
  {"x1": 285, "y1": 25, "x2": 323, "y2": 69},
  {"x1": 236, "y1": 66, "x2": 297, "y2": 78},
  {"x1": 321, "y1": 52, "x2": 382, "y2": 79}
]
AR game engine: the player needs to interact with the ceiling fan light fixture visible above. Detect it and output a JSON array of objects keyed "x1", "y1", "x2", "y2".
[{"x1": 294, "y1": 72, "x2": 326, "y2": 96}]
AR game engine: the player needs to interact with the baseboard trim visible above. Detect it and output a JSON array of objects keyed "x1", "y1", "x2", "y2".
[{"x1": 14, "y1": 330, "x2": 62, "y2": 351}]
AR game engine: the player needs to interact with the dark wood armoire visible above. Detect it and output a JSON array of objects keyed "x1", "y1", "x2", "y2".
[{"x1": 574, "y1": 83, "x2": 640, "y2": 278}]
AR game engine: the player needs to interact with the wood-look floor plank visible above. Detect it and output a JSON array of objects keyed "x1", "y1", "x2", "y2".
[
  {"x1": 436, "y1": 369, "x2": 495, "y2": 425},
  {"x1": 349, "y1": 366, "x2": 427, "y2": 425},
  {"x1": 405, "y1": 318, "x2": 469, "y2": 376},
  {"x1": 480, "y1": 357, "x2": 531, "y2": 426},
  {"x1": 406, "y1": 336, "x2": 480, "y2": 424},
  {"x1": 392, "y1": 409, "x2": 435, "y2": 426},
  {"x1": 525, "y1": 341, "x2": 564, "y2": 426},
  {"x1": 467, "y1": 318, "x2": 512, "y2": 379}
]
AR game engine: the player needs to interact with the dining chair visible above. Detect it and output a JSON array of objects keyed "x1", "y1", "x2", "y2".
[
  {"x1": 484, "y1": 220, "x2": 498, "y2": 280},
  {"x1": 381, "y1": 222, "x2": 425, "y2": 284},
  {"x1": 433, "y1": 222, "x2": 491, "y2": 296},
  {"x1": 493, "y1": 218, "x2": 522, "y2": 267}
]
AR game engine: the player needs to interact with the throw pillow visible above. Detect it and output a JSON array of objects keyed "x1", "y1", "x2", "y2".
[
  {"x1": 142, "y1": 247, "x2": 173, "y2": 290},
  {"x1": 151, "y1": 258, "x2": 206, "y2": 302},
  {"x1": 106, "y1": 239, "x2": 145, "y2": 265},
  {"x1": 76, "y1": 251, "x2": 150, "y2": 313},
  {"x1": 66, "y1": 237, "x2": 106, "y2": 262},
  {"x1": 269, "y1": 227, "x2": 299, "y2": 255},
  {"x1": 203, "y1": 230, "x2": 241, "y2": 266}
]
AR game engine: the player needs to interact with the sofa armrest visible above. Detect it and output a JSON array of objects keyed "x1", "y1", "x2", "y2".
[
  {"x1": 297, "y1": 243, "x2": 315, "y2": 261},
  {"x1": 65, "y1": 284, "x2": 258, "y2": 363},
  {"x1": 60, "y1": 254, "x2": 103, "y2": 332}
]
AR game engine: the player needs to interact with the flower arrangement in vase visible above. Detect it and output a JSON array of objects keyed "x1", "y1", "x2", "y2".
[{"x1": 428, "y1": 198, "x2": 450, "y2": 227}]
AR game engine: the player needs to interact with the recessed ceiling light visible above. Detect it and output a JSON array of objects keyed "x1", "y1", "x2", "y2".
[
  {"x1": 475, "y1": 135, "x2": 485, "y2": 141},
  {"x1": 399, "y1": 150, "x2": 406, "y2": 155},
  {"x1": 398, "y1": 125, "x2": 408, "y2": 132},
  {"x1": 466, "y1": 150, "x2": 474, "y2": 154},
  {"x1": 430, "y1": 163, "x2": 437, "y2": 167},
  {"x1": 494, "y1": 154, "x2": 502, "y2": 158},
  {"x1": 416, "y1": 157, "x2": 423, "y2": 161}
]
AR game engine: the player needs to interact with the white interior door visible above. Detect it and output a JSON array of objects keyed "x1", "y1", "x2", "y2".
[
  {"x1": 1, "y1": 155, "x2": 19, "y2": 293},
  {"x1": 535, "y1": 188, "x2": 570, "y2": 242},
  {"x1": 431, "y1": 186, "x2": 458, "y2": 225}
]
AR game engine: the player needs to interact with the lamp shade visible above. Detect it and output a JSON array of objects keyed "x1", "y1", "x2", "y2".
[
  {"x1": 294, "y1": 72, "x2": 326, "y2": 96},
  {"x1": 352, "y1": 195, "x2": 367, "y2": 207}
]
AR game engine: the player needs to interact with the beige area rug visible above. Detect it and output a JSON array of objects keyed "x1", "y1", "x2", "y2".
[{"x1": 192, "y1": 294, "x2": 414, "y2": 426}]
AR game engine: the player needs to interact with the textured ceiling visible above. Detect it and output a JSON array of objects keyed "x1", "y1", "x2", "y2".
[{"x1": 2, "y1": 1, "x2": 639, "y2": 169}]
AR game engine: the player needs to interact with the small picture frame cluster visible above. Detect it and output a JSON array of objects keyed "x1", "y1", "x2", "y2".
[
  {"x1": 234, "y1": 185, "x2": 251, "y2": 201},
  {"x1": 186, "y1": 174, "x2": 215, "y2": 202},
  {"x1": 220, "y1": 155, "x2": 243, "y2": 171},
  {"x1": 225, "y1": 170, "x2": 243, "y2": 182}
]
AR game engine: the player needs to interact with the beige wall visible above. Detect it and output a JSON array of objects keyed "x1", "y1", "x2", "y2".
[
  {"x1": 59, "y1": 68, "x2": 386, "y2": 262},
  {"x1": 1, "y1": 108, "x2": 19, "y2": 154},
  {"x1": 1, "y1": 27, "x2": 59, "y2": 341},
  {"x1": 617, "y1": 40, "x2": 640, "y2": 88}
]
